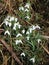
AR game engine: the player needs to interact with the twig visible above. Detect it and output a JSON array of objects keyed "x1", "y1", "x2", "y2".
[
  {"x1": 0, "y1": 39, "x2": 23, "y2": 65},
  {"x1": 41, "y1": 44, "x2": 49, "y2": 55},
  {"x1": 0, "y1": 22, "x2": 4, "y2": 27},
  {"x1": 41, "y1": 35, "x2": 49, "y2": 39}
]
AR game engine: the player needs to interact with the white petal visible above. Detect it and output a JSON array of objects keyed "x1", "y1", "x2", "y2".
[
  {"x1": 29, "y1": 28, "x2": 33, "y2": 33},
  {"x1": 37, "y1": 39, "x2": 41, "y2": 43},
  {"x1": 7, "y1": 15, "x2": 11, "y2": 18},
  {"x1": 19, "y1": 6, "x2": 24, "y2": 11},
  {"x1": 13, "y1": 23, "x2": 17, "y2": 30},
  {"x1": 5, "y1": 15, "x2": 11, "y2": 21},
  {"x1": 18, "y1": 25, "x2": 21, "y2": 29},
  {"x1": 20, "y1": 52, "x2": 25, "y2": 57},
  {"x1": 35, "y1": 25, "x2": 40, "y2": 29},
  {"x1": 13, "y1": 26, "x2": 16, "y2": 30},
  {"x1": 15, "y1": 18, "x2": 18, "y2": 22},
  {"x1": 4, "y1": 21, "x2": 9, "y2": 26},
  {"x1": 14, "y1": 23, "x2": 17, "y2": 27},
  {"x1": 26, "y1": 36, "x2": 30, "y2": 40},
  {"x1": 26, "y1": 31, "x2": 30, "y2": 34},
  {"x1": 25, "y1": 9, "x2": 29, "y2": 12},
  {"x1": 22, "y1": 29, "x2": 25, "y2": 34},
  {"x1": 4, "y1": 30, "x2": 10, "y2": 35},
  {"x1": 10, "y1": 16, "x2": 14, "y2": 21},
  {"x1": 16, "y1": 22, "x2": 19, "y2": 25},
  {"x1": 32, "y1": 25, "x2": 36, "y2": 30},
  {"x1": 9, "y1": 22, "x2": 12, "y2": 27},
  {"x1": 25, "y1": 16, "x2": 30, "y2": 19},
  {"x1": 25, "y1": 3, "x2": 30, "y2": 8},
  {"x1": 16, "y1": 33, "x2": 22, "y2": 37},
  {"x1": 30, "y1": 57, "x2": 35, "y2": 63},
  {"x1": 15, "y1": 40, "x2": 22, "y2": 45}
]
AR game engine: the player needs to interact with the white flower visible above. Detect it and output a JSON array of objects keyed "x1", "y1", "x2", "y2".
[
  {"x1": 26, "y1": 31, "x2": 30, "y2": 34},
  {"x1": 4, "y1": 30, "x2": 10, "y2": 35},
  {"x1": 20, "y1": 52, "x2": 25, "y2": 57},
  {"x1": 29, "y1": 28, "x2": 33, "y2": 33},
  {"x1": 32, "y1": 25, "x2": 36, "y2": 30},
  {"x1": 4, "y1": 21, "x2": 9, "y2": 26},
  {"x1": 10, "y1": 16, "x2": 14, "y2": 21},
  {"x1": 5, "y1": 15, "x2": 11, "y2": 21},
  {"x1": 25, "y1": 16, "x2": 30, "y2": 19},
  {"x1": 8, "y1": 22, "x2": 12, "y2": 27},
  {"x1": 16, "y1": 22, "x2": 19, "y2": 25},
  {"x1": 16, "y1": 22, "x2": 21, "y2": 29},
  {"x1": 35, "y1": 25, "x2": 40, "y2": 29},
  {"x1": 19, "y1": 6, "x2": 24, "y2": 11},
  {"x1": 25, "y1": 8, "x2": 29, "y2": 12},
  {"x1": 29, "y1": 25, "x2": 40, "y2": 30},
  {"x1": 13, "y1": 23, "x2": 17, "y2": 30},
  {"x1": 18, "y1": 24, "x2": 21, "y2": 29},
  {"x1": 15, "y1": 22, "x2": 21, "y2": 29},
  {"x1": 16, "y1": 33, "x2": 22, "y2": 37},
  {"x1": 15, "y1": 18, "x2": 18, "y2": 22},
  {"x1": 22, "y1": 29, "x2": 25, "y2": 34},
  {"x1": 30, "y1": 57, "x2": 35, "y2": 63},
  {"x1": 26, "y1": 36, "x2": 30, "y2": 40},
  {"x1": 4, "y1": 16, "x2": 9, "y2": 25},
  {"x1": 15, "y1": 40, "x2": 23, "y2": 45},
  {"x1": 13, "y1": 27, "x2": 16, "y2": 30},
  {"x1": 37, "y1": 39, "x2": 41, "y2": 43},
  {"x1": 25, "y1": 3, "x2": 30, "y2": 8},
  {"x1": 13, "y1": 22, "x2": 21, "y2": 30},
  {"x1": 4, "y1": 20, "x2": 11, "y2": 27}
]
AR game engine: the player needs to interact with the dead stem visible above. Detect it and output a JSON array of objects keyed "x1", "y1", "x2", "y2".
[
  {"x1": 0, "y1": 39, "x2": 23, "y2": 65},
  {"x1": 41, "y1": 44, "x2": 49, "y2": 55}
]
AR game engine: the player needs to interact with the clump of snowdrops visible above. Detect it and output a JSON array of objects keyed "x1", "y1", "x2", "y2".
[{"x1": 3, "y1": 1, "x2": 43, "y2": 65}]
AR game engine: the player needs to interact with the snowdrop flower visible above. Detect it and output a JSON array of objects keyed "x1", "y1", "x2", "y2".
[
  {"x1": 16, "y1": 22, "x2": 21, "y2": 29},
  {"x1": 30, "y1": 57, "x2": 35, "y2": 63},
  {"x1": 16, "y1": 22, "x2": 19, "y2": 25},
  {"x1": 15, "y1": 18, "x2": 18, "y2": 22},
  {"x1": 26, "y1": 31, "x2": 30, "y2": 34},
  {"x1": 16, "y1": 33, "x2": 22, "y2": 37},
  {"x1": 4, "y1": 30, "x2": 10, "y2": 35},
  {"x1": 8, "y1": 22, "x2": 12, "y2": 27},
  {"x1": 4, "y1": 21, "x2": 9, "y2": 26},
  {"x1": 25, "y1": 3, "x2": 30, "y2": 8},
  {"x1": 35, "y1": 25, "x2": 40, "y2": 29},
  {"x1": 13, "y1": 23, "x2": 17, "y2": 30},
  {"x1": 25, "y1": 16, "x2": 30, "y2": 19},
  {"x1": 19, "y1": 6, "x2": 24, "y2": 11},
  {"x1": 26, "y1": 36, "x2": 30, "y2": 40},
  {"x1": 37, "y1": 39, "x2": 41, "y2": 43},
  {"x1": 18, "y1": 24, "x2": 21, "y2": 29},
  {"x1": 4, "y1": 20, "x2": 12, "y2": 27},
  {"x1": 10, "y1": 16, "x2": 14, "y2": 21},
  {"x1": 25, "y1": 8, "x2": 29, "y2": 12},
  {"x1": 15, "y1": 40, "x2": 23, "y2": 45},
  {"x1": 32, "y1": 25, "x2": 36, "y2": 30},
  {"x1": 30, "y1": 25, "x2": 40, "y2": 31},
  {"x1": 4, "y1": 15, "x2": 11, "y2": 23},
  {"x1": 13, "y1": 22, "x2": 21, "y2": 30},
  {"x1": 13, "y1": 26, "x2": 16, "y2": 30},
  {"x1": 22, "y1": 29, "x2": 25, "y2": 34},
  {"x1": 20, "y1": 52, "x2": 25, "y2": 57},
  {"x1": 29, "y1": 28, "x2": 33, "y2": 33},
  {"x1": 5, "y1": 15, "x2": 11, "y2": 21},
  {"x1": 15, "y1": 22, "x2": 20, "y2": 26}
]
